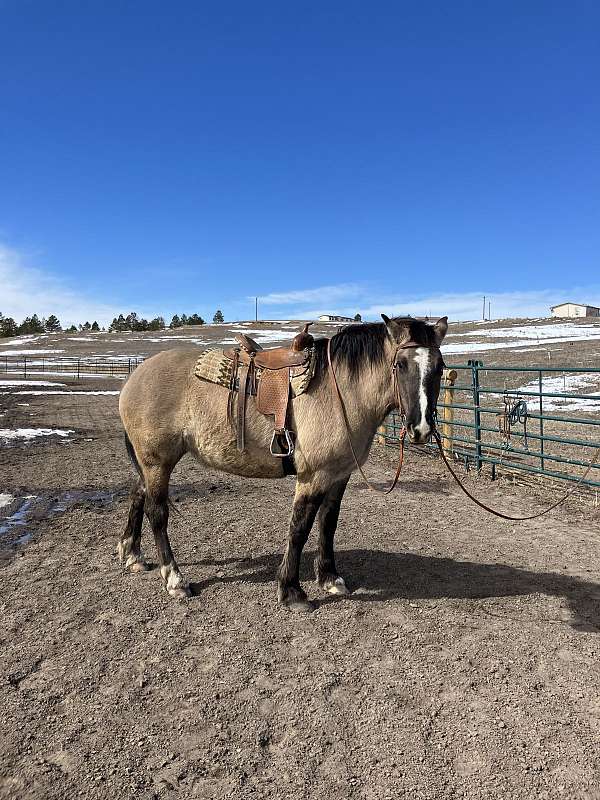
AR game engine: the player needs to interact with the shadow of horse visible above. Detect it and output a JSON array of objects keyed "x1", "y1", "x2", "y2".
[{"x1": 184, "y1": 549, "x2": 600, "y2": 632}]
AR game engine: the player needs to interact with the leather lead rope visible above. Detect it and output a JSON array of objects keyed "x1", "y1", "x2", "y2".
[
  {"x1": 433, "y1": 429, "x2": 600, "y2": 521},
  {"x1": 327, "y1": 338, "x2": 407, "y2": 494}
]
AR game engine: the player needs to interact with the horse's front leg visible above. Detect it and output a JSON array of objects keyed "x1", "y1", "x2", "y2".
[
  {"x1": 315, "y1": 476, "x2": 351, "y2": 596},
  {"x1": 278, "y1": 484, "x2": 324, "y2": 612}
]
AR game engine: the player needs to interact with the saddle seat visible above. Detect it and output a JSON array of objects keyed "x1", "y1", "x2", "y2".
[
  {"x1": 224, "y1": 323, "x2": 315, "y2": 459},
  {"x1": 225, "y1": 324, "x2": 314, "y2": 369}
]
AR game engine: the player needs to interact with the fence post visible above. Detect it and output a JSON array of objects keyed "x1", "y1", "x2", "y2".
[
  {"x1": 538, "y1": 369, "x2": 544, "y2": 472},
  {"x1": 440, "y1": 368, "x2": 458, "y2": 455},
  {"x1": 468, "y1": 359, "x2": 483, "y2": 471}
]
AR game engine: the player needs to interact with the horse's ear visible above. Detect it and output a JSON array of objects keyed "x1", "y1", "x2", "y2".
[
  {"x1": 433, "y1": 316, "x2": 448, "y2": 345},
  {"x1": 382, "y1": 314, "x2": 409, "y2": 343}
]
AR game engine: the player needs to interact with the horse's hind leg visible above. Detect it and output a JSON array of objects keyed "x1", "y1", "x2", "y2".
[
  {"x1": 144, "y1": 464, "x2": 191, "y2": 600},
  {"x1": 314, "y1": 477, "x2": 351, "y2": 596},
  {"x1": 118, "y1": 477, "x2": 148, "y2": 572},
  {"x1": 278, "y1": 483, "x2": 324, "y2": 612}
]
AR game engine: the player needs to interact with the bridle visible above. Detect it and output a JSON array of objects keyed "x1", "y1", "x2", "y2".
[
  {"x1": 327, "y1": 336, "x2": 600, "y2": 517},
  {"x1": 327, "y1": 335, "x2": 424, "y2": 494}
]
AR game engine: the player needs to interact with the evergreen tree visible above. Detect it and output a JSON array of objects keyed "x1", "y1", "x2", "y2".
[
  {"x1": 125, "y1": 312, "x2": 139, "y2": 331},
  {"x1": 0, "y1": 314, "x2": 18, "y2": 338},
  {"x1": 66, "y1": 324, "x2": 78, "y2": 333},
  {"x1": 188, "y1": 313, "x2": 204, "y2": 325},
  {"x1": 170, "y1": 314, "x2": 182, "y2": 329},
  {"x1": 148, "y1": 317, "x2": 165, "y2": 331},
  {"x1": 18, "y1": 314, "x2": 45, "y2": 334},
  {"x1": 45, "y1": 314, "x2": 62, "y2": 332},
  {"x1": 91, "y1": 321, "x2": 100, "y2": 331},
  {"x1": 354, "y1": 313, "x2": 362, "y2": 322},
  {"x1": 213, "y1": 309, "x2": 224, "y2": 323},
  {"x1": 180, "y1": 314, "x2": 188, "y2": 326}
]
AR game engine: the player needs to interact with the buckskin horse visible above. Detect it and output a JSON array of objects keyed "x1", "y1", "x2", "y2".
[{"x1": 118, "y1": 315, "x2": 447, "y2": 611}]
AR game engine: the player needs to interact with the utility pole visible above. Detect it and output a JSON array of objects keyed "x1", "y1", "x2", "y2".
[
  {"x1": 488, "y1": 300, "x2": 491, "y2": 321},
  {"x1": 482, "y1": 295, "x2": 486, "y2": 320}
]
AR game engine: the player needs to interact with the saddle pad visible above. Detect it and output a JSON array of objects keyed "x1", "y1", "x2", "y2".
[{"x1": 194, "y1": 349, "x2": 317, "y2": 398}]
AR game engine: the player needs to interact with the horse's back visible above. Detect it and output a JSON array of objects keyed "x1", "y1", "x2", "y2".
[{"x1": 119, "y1": 347, "x2": 284, "y2": 478}]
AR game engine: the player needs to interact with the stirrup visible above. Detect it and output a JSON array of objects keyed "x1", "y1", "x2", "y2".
[{"x1": 270, "y1": 430, "x2": 294, "y2": 458}]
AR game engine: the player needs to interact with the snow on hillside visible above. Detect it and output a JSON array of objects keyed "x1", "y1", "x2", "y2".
[{"x1": 443, "y1": 322, "x2": 600, "y2": 355}]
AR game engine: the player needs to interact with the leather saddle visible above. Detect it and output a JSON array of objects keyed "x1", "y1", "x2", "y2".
[{"x1": 223, "y1": 323, "x2": 314, "y2": 458}]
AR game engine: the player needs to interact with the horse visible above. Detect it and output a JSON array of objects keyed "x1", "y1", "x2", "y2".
[{"x1": 118, "y1": 314, "x2": 447, "y2": 611}]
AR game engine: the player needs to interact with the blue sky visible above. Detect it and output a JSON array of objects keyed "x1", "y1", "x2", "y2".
[{"x1": 1, "y1": 1, "x2": 599, "y2": 325}]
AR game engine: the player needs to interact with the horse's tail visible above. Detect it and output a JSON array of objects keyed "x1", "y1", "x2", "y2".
[{"x1": 124, "y1": 432, "x2": 143, "y2": 479}]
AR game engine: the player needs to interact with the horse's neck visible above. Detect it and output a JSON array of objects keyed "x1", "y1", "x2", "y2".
[{"x1": 334, "y1": 353, "x2": 395, "y2": 433}]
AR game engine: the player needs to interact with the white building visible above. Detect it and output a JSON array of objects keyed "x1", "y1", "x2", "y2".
[
  {"x1": 318, "y1": 314, "x2": 356, "y2": 323},
  {"x1": 550, "y1": 302, "x2": 600, "y2": 318}
]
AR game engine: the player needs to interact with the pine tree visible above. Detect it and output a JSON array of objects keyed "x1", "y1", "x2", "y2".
[
  {"x1": 0, "y1": 314, "x2": 18, "y2": 338},
  {"x1": 66, "y1": 324, "x2": 78, "y2": 333},
  {"x1": 354, "y1": 313, "x2": 362, "y2": 322},
  {"x1": 188, "y1": 313, "x2": 204, "y2": 325},
  {"x1": 213, "y1": 309, "x2": 224, "y2": 323},
  {"x1": 180, "y1": 314, "x2": 188, "y2": 326},
  {"x1": 170, "y1": 314, "x2": 182, "y2": 329},
  {"x1": 45, "y1": 315, "x2": 62, "y2": 332},
  {"x1": 91, "y1": 321, "x2": 100, "y2": 331},
  {"x1": 18, "y1": 314, "x2": 45, "y2": 334}
]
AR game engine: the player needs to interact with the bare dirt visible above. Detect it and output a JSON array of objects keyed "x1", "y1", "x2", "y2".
[{"x1": 2, "y1": 371, "x2": 600, "y2": 799}]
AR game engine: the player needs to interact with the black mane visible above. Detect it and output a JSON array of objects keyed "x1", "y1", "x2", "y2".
[{"x1": 314, "y1": 318, "x2": 437, "y2": 378}]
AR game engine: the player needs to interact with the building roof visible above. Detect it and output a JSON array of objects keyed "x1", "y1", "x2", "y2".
[{"x1": 550, "y1": 301, "x2": 600, "y2": 311}]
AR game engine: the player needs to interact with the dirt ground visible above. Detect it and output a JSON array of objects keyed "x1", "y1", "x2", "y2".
[{"x1": 1, "y1": 381, "x2": 600, "y2": 800}]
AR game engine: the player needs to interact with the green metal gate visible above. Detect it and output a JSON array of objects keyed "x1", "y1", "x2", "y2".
[{"x1": 385, "y1": 362, "x2": 600, "y2": 489}]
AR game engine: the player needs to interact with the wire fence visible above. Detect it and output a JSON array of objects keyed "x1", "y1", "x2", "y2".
[{"x1": 1, "y1": 356, "x2": 143, "y2": 380}]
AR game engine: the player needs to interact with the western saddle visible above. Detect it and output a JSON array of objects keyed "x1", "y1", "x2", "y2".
[{"x1": 224, "y1": 323, "x2": 314, "y2": 458}]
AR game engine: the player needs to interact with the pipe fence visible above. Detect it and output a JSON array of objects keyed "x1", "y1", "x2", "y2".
[{"x1": 384, "y1": 361, "x2": 600, "y2": 489}]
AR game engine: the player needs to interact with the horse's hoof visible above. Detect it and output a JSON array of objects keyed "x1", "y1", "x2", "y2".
[
  {"x1": 168, "y1": 584, "x2": 192, "y2": 600},
  {"x1": 284, "y1": 597, "x2": 315, "y2": 613},
  {"x1": 322, "y1": 576, "x2": 350, "y2": 596},
  {"x1": 128, "y1": 559, "x2": 149, "y2": 573},
  {"x1": 278, "y1": 586, "x2": 315, "y2": 613}
]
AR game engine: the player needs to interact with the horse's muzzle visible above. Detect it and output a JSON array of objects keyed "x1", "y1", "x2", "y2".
[{"x1": 407, "y1": 424, "x2": 431, "y2": 444}]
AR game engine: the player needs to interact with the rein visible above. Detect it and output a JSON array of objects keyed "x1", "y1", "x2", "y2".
[
  {"x1": 432, "y1": 429, "x2": 600, "y2": 521},
  {"x1": 327, "y1": 336, "x2": 599, "y2": 516},
  {"x1": 326, "y1": 336, "x2": 418, "y2": 494}
]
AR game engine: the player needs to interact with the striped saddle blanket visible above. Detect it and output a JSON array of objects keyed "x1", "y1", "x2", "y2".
[{"x1": 193, "y1": 348, "x2": 316, "y2": 398}]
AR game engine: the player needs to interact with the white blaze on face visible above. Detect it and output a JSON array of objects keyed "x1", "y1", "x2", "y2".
[{"x1": 413, "y1": 347, "x2": 431, "y2": 438}]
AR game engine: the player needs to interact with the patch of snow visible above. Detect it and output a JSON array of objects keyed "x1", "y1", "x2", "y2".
[
  {"x1": 0, "y1": 428, "x2": 74, "y2": 441},
  {"x1": 0, "y1": 389, "x2": 121, "y2": 397},
  {"x1": 0, "y1": 380, "x2": 67, "y2": 387},
  {"x1": 0, "y1": 349, "x2": 65, "y2": 356},
  {"x1": 514, "y1": 373, "x2": 600, "y2": 412},
  {"x1": 0, "y1": 493, "x2": 14, "y2": 508},
  {"x1": 443, "y1": 334, "x2": 600, "y2": 355},
  {"x1": 68, "y1": 337, "x2": 94, "y2": 341},
  {"x1": 449, "y1": 322, "x2": 600, "y2": 341},
  {"x1": 0, "y1": 336, "x2": 37, "y2": 346},
  {"x1": 3, "y1": 390, "x2": 120, "y2": 396}
]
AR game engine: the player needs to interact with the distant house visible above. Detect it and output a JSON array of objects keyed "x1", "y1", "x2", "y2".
[
  {"x1": 318, "y1": 314, "x2": 356, "y2": 323},
  {"x1": 551, "y1": 302, "x2": 600, "y2": 318}
]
